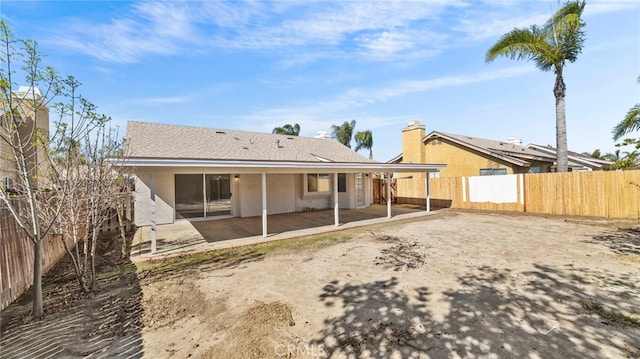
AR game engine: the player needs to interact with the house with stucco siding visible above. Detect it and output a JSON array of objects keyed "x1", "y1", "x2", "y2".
[
  {"x1": 120, "y1": 121, "x2": 444, "y2": 251},
  {"x1": 1, "y1": 86, "x2": 50, "y2": 191}
]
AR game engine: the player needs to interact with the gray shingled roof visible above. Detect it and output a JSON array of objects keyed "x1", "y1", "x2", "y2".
[
  {"x1": 126, "y1": 121, "x2": 376, "y2": 163},
  {"x1": 426, "y1": 132, "x2": 608, "y2": 169},
  {"x1": 430, "y1": 132, "x2": 552, "y2": 166},
  {"x1": 527, "y1": 144, "x2": 612, "y2": 168}
]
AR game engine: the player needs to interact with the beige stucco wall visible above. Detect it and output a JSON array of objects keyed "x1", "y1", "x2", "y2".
[
  {"x1": 1, "y1": 101, "x2": 49, "y2": 186},
  {"x1": 133, "y1": 170, "x2": 372, "y2": 226},
  {"x1": 238, "y1": 174, "x2": 299, "y2": 217},
  {"x1": 134, "y1": 172, "x2": 174, "y2": 226},
  {"x1": 424, "y1": 138, "x2": 517, "y2": 178},
  {"x1": 0, "y1": 127, "x2": 12, "y2": 182}
]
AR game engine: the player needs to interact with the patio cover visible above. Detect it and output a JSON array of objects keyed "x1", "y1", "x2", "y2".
[{"x1": 118, "y1": 158, "x2": 445, "y2": 254}]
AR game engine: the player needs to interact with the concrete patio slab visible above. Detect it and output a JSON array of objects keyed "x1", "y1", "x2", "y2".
[{"x1": 131, "y1": 204, "x2": 434, "y2": 262}]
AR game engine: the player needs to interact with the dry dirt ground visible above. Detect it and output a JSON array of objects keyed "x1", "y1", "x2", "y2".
[{"x1": 2, "y1": 210, "x2": 639, "y2": 359}]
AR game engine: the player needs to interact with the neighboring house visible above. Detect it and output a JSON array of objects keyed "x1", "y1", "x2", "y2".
[
  {"x1": 0, "y1": 86, "x2": 50, "y2": 191},
  {"x1": 120, "y1": 121, "x2": 444, "y2": 242},
  {"x1": 525, "y1": 144, "x2": 613, "y2": 172},
  {"x1": 391, "y1": 120, "x2": 611, "y2": 205},
  {"x1": 391, "y1": 121, "x2": 611, "y2": 178}
]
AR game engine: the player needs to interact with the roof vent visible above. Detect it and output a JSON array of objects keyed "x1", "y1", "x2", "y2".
[
  {"x1": 216, "y1": 131, "x2": 225, "y2": 134},
  {"x1": 314, "y1": 131, "x2": 332, "y2": 139},
  {"x1": 15, "y1": 86, "x2": 42, "y2": 99},
  {"x1": 506, "y1": 137, "x2": 522, "y2": 145}
]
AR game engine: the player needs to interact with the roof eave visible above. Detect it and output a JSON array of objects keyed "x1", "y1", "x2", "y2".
[{"x1": 113, "y1": 158, "x2": 446, "y2": 173}]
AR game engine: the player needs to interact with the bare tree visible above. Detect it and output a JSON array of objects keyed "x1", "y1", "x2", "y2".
[
  {"x1": 1, "y1": 21, "x2": 128, "y2": 313},
  {"x1": 112, "y1": 172, "x2": 133, "y2": 260},
  {"x1": 0, "y1": 20, "x2": 62, "y2": 317},
  {"x1": 85, "y1": 123, "x2": 127, "y2": 289},
  {"x1": 49, "y1": 77, "x2": 130, "y2": 291},
  {"x1": 47, "y1": 76, "x2": 104, "y2": 292}
]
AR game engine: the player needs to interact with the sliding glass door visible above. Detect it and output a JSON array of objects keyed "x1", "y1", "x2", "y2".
[
  {"x1": 205, "y1": 174, "x2": 231, "y2": 216},
  {"x1": 175, "y1": 174, "x2": 231, "y2": 219},
  {"x1": 175, "y1": 174, "x2": 204, "y2": 219}
]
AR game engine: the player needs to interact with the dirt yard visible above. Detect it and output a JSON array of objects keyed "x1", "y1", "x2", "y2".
[
  {"x1": 137, "y1": 210, "x2": 639, "y2": 359},
  {"x1": 1, "y1": 210, "x2": 639, "y2": 358}
]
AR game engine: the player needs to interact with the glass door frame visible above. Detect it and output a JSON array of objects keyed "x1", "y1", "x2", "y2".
[{"x1": 174, "y1": 173, "x2": 233, "y2": 220}]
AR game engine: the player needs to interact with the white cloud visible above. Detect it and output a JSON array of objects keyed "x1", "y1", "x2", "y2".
[
  {"x1": 137, "y1": 96, "x2": 193, "y2": 105},
  {"x1": 356, "y1": 31, "x2": 414, "y2": 59},
  {"x1": 50, "y1": 1, "x2": 461, "y2": 64},
  {"x1": 453, "y1": 13, "x2": 549, "y2": 41},
  {"x1": 48, "y1": 0, "x2": 637, "y2": 65},
  {"x1": 239, "y1": 66, "x2": 534, "y2": 133},
  {"x1": 49, "y1": 2, "x2": 200, "y2": 63},
  {"x1": 585, "y1": 1, "x2": 640, "y2": 16}
]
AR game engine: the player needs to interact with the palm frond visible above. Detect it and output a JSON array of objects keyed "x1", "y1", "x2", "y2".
[
  {"x1": 546, "y1": 1, "x2": 586, "y2": 63},
  {"x1": 613, "y1": 104, "x2": 640, "y2": 140},
  {"x1": 486, "y1": 26, "x2": 557, "y2": 72},
  {"x1": 354, "y1": 130, "x2": 372, "y2": 153},
  {"x1": 272, "y1": 123, "x2": 300, "y2": 136},
  {"x1": 331, "y1": 120, "x2": 356, "y2": 148},
  {"x1": 486, "y1": 27, "x2": 542, "y2": 62},
  {"x1": 546, "y1": 0, "x2": 586, "y2": 30}
]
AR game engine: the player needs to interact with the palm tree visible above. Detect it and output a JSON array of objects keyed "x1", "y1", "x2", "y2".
[
  {"x1": 486, "y1": 0, "x2": 586, "y2": 172},
  {"x1": 272, "y1": 123, "x2": 300, "y2": 136},
  {"x1": 354, "y1": 130, "x2": 373, "y2": 159},
  {"x1": 612, "y1": 75, "x2": 640, "y2": 141},
  {"x1": 603, "y1": 149, "x2": 623, "y2": 162},
  {"x1": 610, "y1": 150, "x2": 640, "y2": 170},
  {"x1": 583, "y1": 149, "x2": 604, "y2": 160},
  {"x1": 331, "y1": 120, "x2": 356, "y2": 148}
]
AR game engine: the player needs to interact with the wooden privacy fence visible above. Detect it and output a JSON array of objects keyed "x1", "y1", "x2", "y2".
[
  {"x1": 99, "y1": 198, "x2": 136, "y2": 237},
  {"x1": 0, "y1": 208, "x2": 71, "y2": 311},
  {"x1": 372, "y1": 178, "x2": 397, "y2": 204},
  {"x1": 0, "y1": 195, "x2": 135, "y2": 311},
  {"x1": 422, "y1": 170, "x2": 640, "y2": 219}
]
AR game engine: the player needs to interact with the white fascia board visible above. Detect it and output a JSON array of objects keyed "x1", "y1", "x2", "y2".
[
  {"x1": 115, "y1": 158, "x2": 446, "y2": 173},
  {"x1": 527, "y1": 144, "x2": 606, "y2": 168}
]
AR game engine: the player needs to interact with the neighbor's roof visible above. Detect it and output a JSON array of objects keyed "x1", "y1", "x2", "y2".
[
  {"x1": 526, "y1": 144, "x2": 612, "y2": 169},
  {"x1": 126, "y1": 121, "x2": 376, "y2": 163},
  {"x1": 435, "y1": 132, "x2": 611, "y2": 169},
  {"x1": 425, "y1": 131, "x2": 547, "y2": 167},
  {"x1": 388, "y1": 131, "x2": 609, "y2": 169}
]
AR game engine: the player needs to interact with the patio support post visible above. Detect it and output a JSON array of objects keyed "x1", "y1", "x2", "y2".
[
  {"x1": 425, "y1": 172, "x2": 431, "y2": 212},
  {"x1": 262, "y1": 173, "x2": 267, "y2": 238},
  {"x1": 386, "y1": 172, "x2": 392, "y2": 218},
  {"x1": 333, "y1": 172, "x2": 339, "y2": 226},
  {"x1": 202, "y1": 174, "x2": 207, "y2": 218},
  {"x1": 150, "y1": 173, "x2": 157, "y2": 255}
]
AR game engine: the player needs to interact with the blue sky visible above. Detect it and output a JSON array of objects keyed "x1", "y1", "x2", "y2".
[{"x1": 2, "y1": 1, "x2": 639, "y2": 161}]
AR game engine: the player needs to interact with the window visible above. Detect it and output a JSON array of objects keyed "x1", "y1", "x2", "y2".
[
  {"x1": 529, "y1": 166, "x2": 541, "y2": 173},
  {"x1": 338, "y1": 173, "x2": 346, "y2": 192},
  {"x1": 307, "y1": 173, "x2": 330, "y2": 193},
  {"x1": 479, "y1": 168, "x2": 507, "y2": 176}
]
